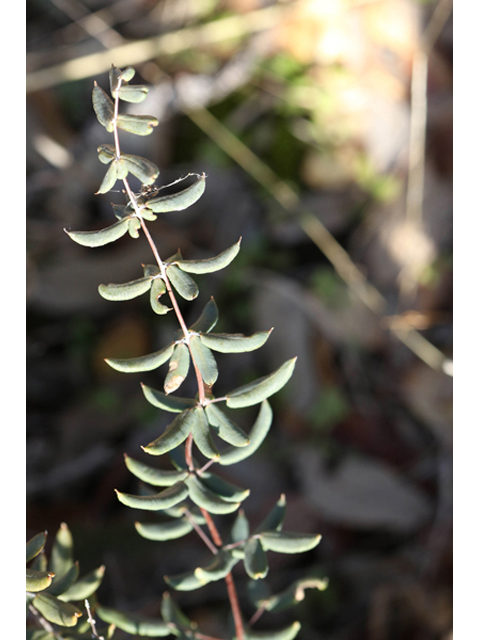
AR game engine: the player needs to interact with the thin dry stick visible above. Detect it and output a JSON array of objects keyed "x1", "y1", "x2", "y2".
[
  {"x1": 85, "y1": 599, "x2": 105, "y2": 639},
  {"x1": 184, "y1": 105, "x2": 452, "y2": 376}
]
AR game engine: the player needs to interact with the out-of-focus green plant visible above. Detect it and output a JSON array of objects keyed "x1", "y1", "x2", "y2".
[{"x1": 28, "y1": 65, "x2": 327, "y2": 640}]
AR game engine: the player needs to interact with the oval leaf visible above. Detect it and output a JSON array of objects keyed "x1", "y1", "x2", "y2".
[
  {"x1": 92, "y1": 83, "x2": 114, "y2": 131},
  {"x1": 200, "y1": 329, "x2": 272, "y2": 353},
  {"x1": 166, "y1": 265, "x2": 199, "y2": 301},
  {"x1": 164, "y1": 569, "x2": 205, "y2": 592},
  {"x1": 189, "y1": 297, "x2": 219, "y2": 333},
  {"x1": 50, "y1": 523, "x2": 74, "y2": 579},
  {"x1": 194, "y1": 550, "x2": 239, "y2": 584},
  {"x1": 174, "y1": 239, "x2": 241, "y2": 274},
  {"x1": 120, "y1": 153, "x2": 159, "y2": 185},
  {"x1": 96, "y1": 605, "x2": 171, "y2": 637},
  {"x1": 259, "y1": 531, "x2": 321, "y2": 554},
  {"x1": 58, "y1": 565, "x2": 106, "y2": 602},
  {"x1": 32, "y1": 593, "x2": 82, "y2": 627},
  {"x1": 186, "y1": 476, "x2": 241, "y2": 515},
  {"x1": 97, "y1": 160, "x2": 119, "y2": 194},
  {"x1": 189, "y1": 336, "x2": 218, "y2": 386},
  {"x1": 244, "y1": 538, "x2": 269, "y2": 580},
  {"x1": 65, "y1": 217, "x2": 130, "y2": 248},
  {"x1": 218, "y1": 400, "x2": 272, "y2": 466},
  {"x1": 135, "y1": 518, "x2": 194, "y2": 541},
  {"x1": 254, "y1": 494, "x2": 286, "y2": 534},
  {"x1": 46, "y1": 562, "x2": 79, "y2": 597},
  {"x1": 141, "y1": 383, "x2": 197, "y2": 413},
  {"x1": 106, "y1": 342, "x2": 174, "y2": 373},
  {"x1": 150, "y1": 276, "x2": 171, "y2": 315},
  {"x1": 118, "y1": 84, "x2": 149, "y2": 103},
  {"x1": 27, "y1": 532, "x2": 47, "y2": 563},
  {"x1": 164, "y1": 343, "x2": 191, "y2": 395},
  {"x1": 191, "y1": 407, "x2": 219, "y2": 460},
  {"x1": 226, "y1": 358, "x2": 297, "y2": 409},
  {"x1": 98, "y1": 275, "x2": 153, "y2": 301},
  {"x1": 205, "y1": 403, "x2": 249, "y2": 447},
  {"x1": 27, "y1": 569, "x2": 55, "y2": 593},
  {"x1": 115, "y1": 480, "x2": 188, "y2": 511},
  {"x1": 124, "y1": 454, "x2": 189, "y2": 487},
  {"x1": 116, "y1": 113, "x2": 159, "y2": 136},
  {"x1": 145, "y1": 174, "x2": 206, "y2": 212},
  {"x1": 143, "y1": 409, "x2": 198, "y2": 456},
  {"x1": 245, "y1": 621, "x2": 301, "y2": 640},
  {"x1": 199, "y1": 471, "x2": 249, "y2": 503}
]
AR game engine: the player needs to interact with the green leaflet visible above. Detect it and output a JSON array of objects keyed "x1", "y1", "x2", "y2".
[
  {"x1": 199, "y1": 471, "x2": 250, "y2": 503},
  {"x1": 58, "y1": 565, "x2": 106, "y2": 602},
  {"x1": 218, "y1": 400, "x2": 272, "y2": 466},
  {"x1": 50, "y1": 523, "x2": 74, "y2": 579},
  {"x1": 244, "y1": 621, "x2": 301, "y2": 640},
  {"x1": 163, "y1": 570, "x2": 205, "y2": 592},
  {"x1": 124, "y1": 454, "x2": 189, "y2": 487},
  {"x1": 166, "y1": 265, "x2": 199, "y2": 300},
  {"x1": 26, "y1": 630, "x2": 55, "y2": 640},
  {"x1": 97, "y1": 143, "x2": 116, "y2": 164},
  {"x1": 27, "y1": 532, "x2": 47, "y2": 563},
  {"x1": 263, "y1": 578, "x2": 329, "y2": 613},
  {"x1": 200, "y1": 329, "x2": 272, "y2": 353},
  {"x1": 115, "y1": 480, "x2": 188, "y2": 511},
  {"x1": 135, "y1": 518, "x2": 194, "y2": 541},
  {"x1": 259, "y1": 531, "x2": 321, "y2": 554},
  {"x1": 142, "y1": 408, "x2": 198, "y2": 455},
  {"x1": 173, "y1": 239, "x2": 241, "y2": 274},
  {"x1": 97, "y1": 160, "x2": 120, "y2": 194},
  {"x1": 128, "y1": 216, "x2": 141, "y2": 238},
  {"x1": 116, "y1": 113, "x2": 159, "y2": 136},
  {"x1": 254, "y1": 494, "x2": 286, "y2": 534},
  {"x1": 32, "y1": 593, "x2": 82, "y2": 627},
  {"x1": 226, "y1": 358, "x2": 297, "y2": 409},
  {"x1": 244, "y1": 538, "x2": 269, "y2": 580},
  {"x1": 45, "y1": 562, "x2": 79, "y2": 597},
  {"x1": 205, "y1": 403, "x2": 250, "y2": 447},
  {"x1": 150, "y1": 277, "x2": 171, "y2": 314},
  {"x1": 65, "y1": 217, "x2": 130, "y2": 247},
  {"x1": 189, "y1": 335, "x2": 218, "y2": 386},
  {"x1": 189, "y1": 297, "x2": 219, "y2": 333},
  {"x1": 92, "y1": 83, "x2": 114, "y2": 131},
  {"x1": 144, "y1": 174, "x2": 206, "y2": 212},
  {"x1": 109, "y1": 65, "x2": 135, "y2": 95},
  {"x1": 96, "y1": 605, "x2": 171, "y2": 637},
  {"x1": 98, "y1": 275, "x2": 153, "y2": 301},
  {"x1": 118, "y1": 84, "x2": 149, "y2": 103},
  {"x1": 186, "y1": 475, "x2": 241, "y2": 515},
  {"x1": 120, "y1": 153, "x2": 159, "y2": 185},
  {"x1": 191, "y1": 406, "x2": 219, "y2": 460},
  {"x1": 26, "y1": 568, "x2": 55, "y2": 593},
  {"x1": 231, "y1": 510, "x2": 250, "y2": 543},
  {"x1": 141, "y1": 383, "x2": 197, "y2": 413},
  {"x1": 161, "y1": 592, "x2": 195, "y2": 633},
  {"x1": 106, "y1": 342, "x2": 174, "y2": 373},
  {"x1": 194, "y1": 550, "x2": 239, "y2": 584},
  {"x1": 164, "y1": 343, "x2": 191, "y2": 394}
]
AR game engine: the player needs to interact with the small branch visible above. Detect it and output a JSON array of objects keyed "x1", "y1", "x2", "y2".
[
  {"x1": 249, "y1": 602, "x2": 267, "y2": 627},
  {"x1": 85, "y1": 599, "x2": 105, "y2": 639},
  {"x1": 28, "y1": 604, "x2": 64, "y2": 640},
  {"x1": 184, "y1": 508, "x2": 218, "y2": 556}
]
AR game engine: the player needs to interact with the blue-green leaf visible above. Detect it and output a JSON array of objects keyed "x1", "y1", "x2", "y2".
[
  {"x1": 97, "y1": 160, "x2": 119, "y2": 194},
  {"x1": 32, "y1": 593, "x2": 82, "y2": 627},
  {"x1": 205, "y1": 403, "x2": 249, "y2": 447},
  {"x1": 186, "y1": 476, "x2": 241, "y2": 515},
  {"x1": 226, "y1": 358, "x2": 297, "y2": 409},
  {"x1": 116, "y1": 113, "x2": 159, "y2": 136},
  {"x1": 135, "y1": 518, "x2": 194, "y2": 541},
  {"x1": 173, "y1": 239, "x2": 241, "y2": 274},
  {"x1": 263, "y1": 577, "x2": 328, "y2": 612},
  {"x1": 194, "y1": 550, "x2": 239, "y2": 584},
  {"x1": 142, "y1": 409, "x2": 198, "y2": 456},
  {"x1": 150, "y1": 277, "x2": 171, "y2": 314},
  {"x1": 199, "y1": 471, "x2": 249, "y2": 503},
  {"x1": 189, "y1": 297, "x2": 219, "y2": 333},
  {"x1": 191, "y1": 407, "x2": 219, "y2": 460},
  {"x1": 26, "y1": 569, "x2": 55, "y2": 593},
  {"x1": 118, "y1": 84, "x2": 149, "y2": 103},
  {"x1": 124, "y1": 454, "x2": 189, "y2": 486},
  {"x1": 166, "y1": 265, "x2": 199, "y2": 301},
  {"x1": 141, "y1": 383, "x2": 197, "y2": 413},
  {"x1": 98, "y1": 275, "x2": 153, "y2": 301},
  {"x1": 161, "y1": 592, "x2": 195, "y2": 632},
  {"x1": 254, "y1": 494, "x2": 286, "y2": 534},
  {"x1": 106, "y1": 342, "x2": 174, "y2": 373},
  {"x1": 189, "y1": 336, "x2": 218, "y2": 386},
  {"x1": 120, "y1": 153, "x2": 159, "y2": 185},
  {"x1": 144, "y1": 174, "x2": 206, "y2": 212},
  {"x1": 115, "y1": 480, "x2": 188, "y2": 511},
  {"x1": 163, "y1": 570, "x2": 205, "y2": 592},
  {"x1": 244, "y1": 621, "x2": 301, "y2": 640},
  {"x1": 50, "y1": 524, "x2": 74, "y2": 579},
  {"x1": 164, "y1": 343, "x2": 190, "y2": 395},
  {"x1": 27, "y1": 532, "x2": 47, "y2": 563},
  {"x1": 46, "y1": 562, "x2": 79, "y2": 596},
  {"x1": 65, "y1": 217, "x2": 131, "y2": 247},
  {"x1": 57, "y1": 565, "x2": 106, "y2": 602},
  {"x1": 218, "y1": 400, "x2": 272, "y2": 466},
  {"x1": 259, "y1": 531, "x2": 321, "y2": 554},
  {"x1": 200, "y1": 329, "x2": 272, "y2": 353},
  {"x1": 244, "y1": 538, "x2": 268, "y2": 580},
  {"x1": 92, "y1": 83, "x2": 114, "y2": 131},
  {"x1": 231, "y1": 510, "x2": 250, "y2": 543},
  {"x1": 96, "y1": 605, "x2": 172, "y2": 637}
]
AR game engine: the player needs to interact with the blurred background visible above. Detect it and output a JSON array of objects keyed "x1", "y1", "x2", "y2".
[{"x1": 26, "y1": 1, "x2": 453, "y2": 638}]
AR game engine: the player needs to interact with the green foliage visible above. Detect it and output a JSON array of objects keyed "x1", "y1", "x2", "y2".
[{"x1": 52, "y1": 64, "x2": 327, "y2": 640}]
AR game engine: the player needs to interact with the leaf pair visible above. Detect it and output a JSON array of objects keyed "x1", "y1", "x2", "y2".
[{"x1": 96, "y1": 144, "x2": 159, "y2": 194}]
